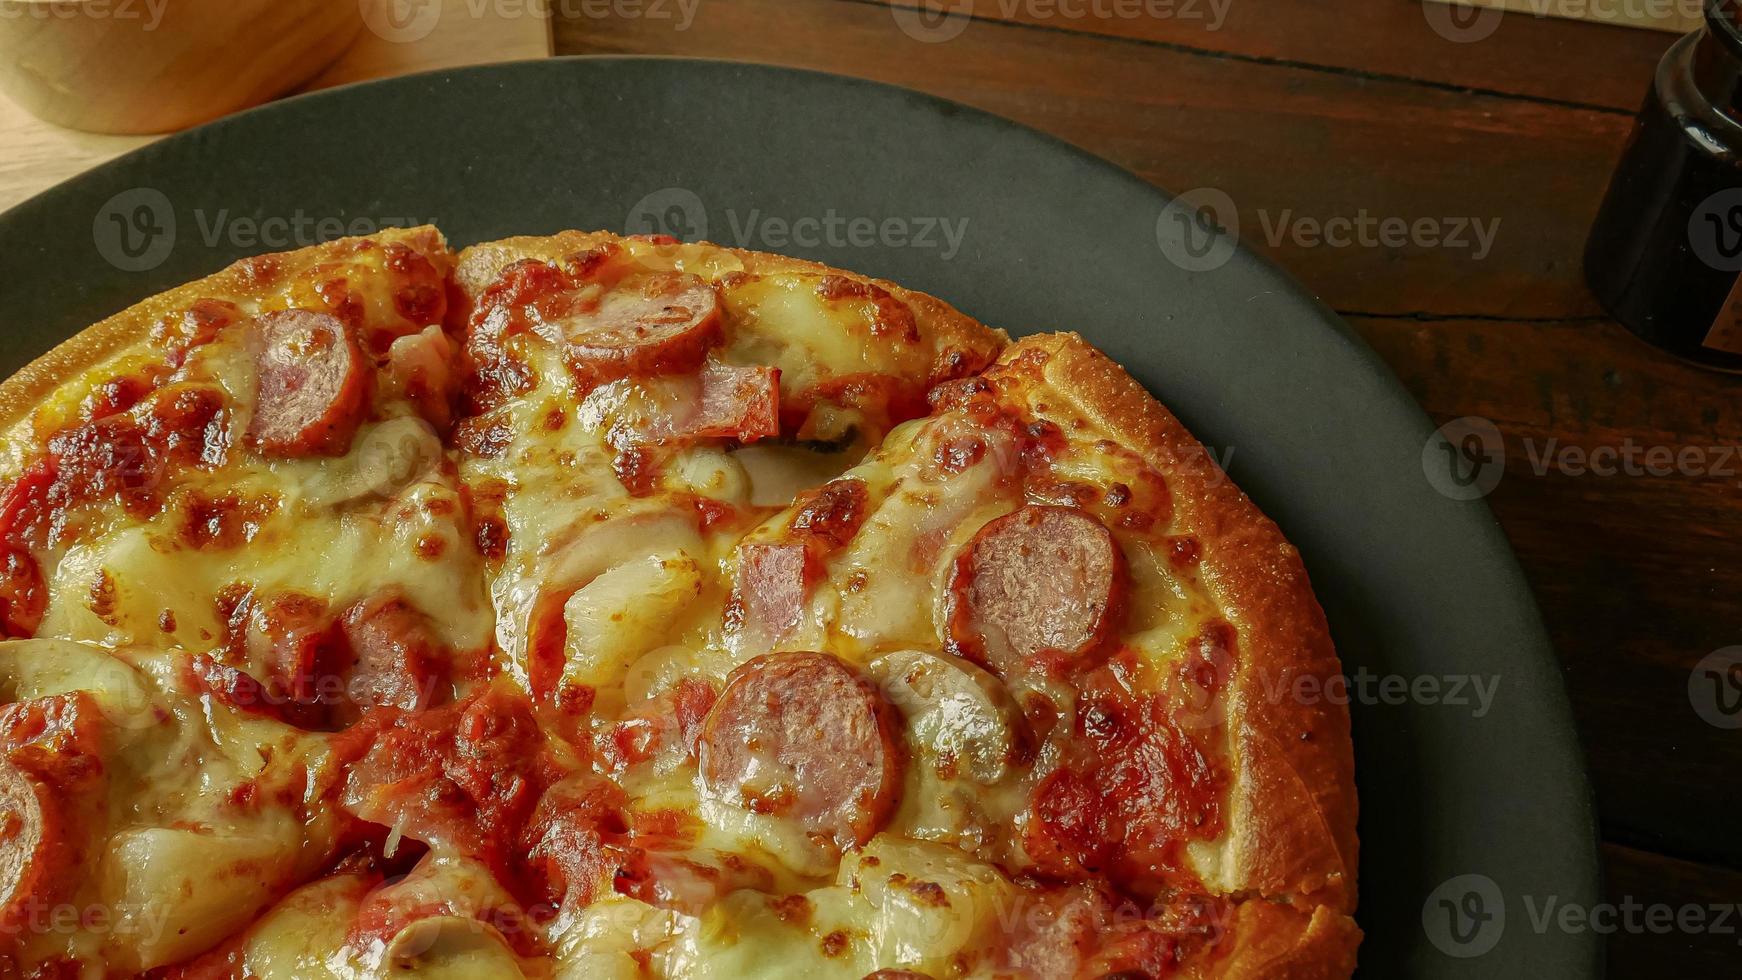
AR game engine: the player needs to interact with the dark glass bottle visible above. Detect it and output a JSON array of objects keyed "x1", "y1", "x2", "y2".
[{"x1": 1585, "y1": 0, "x2": 1742, "y2": 373}]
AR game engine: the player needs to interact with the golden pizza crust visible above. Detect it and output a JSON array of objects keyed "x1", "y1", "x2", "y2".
[
  {"x1": 990, "y1": 333, "x2": 1361, "y2": 965},
  {"x1": 0, "y1": 225, "x2": 453, "y2": 440},
  {"x1": 1205, "y1": 900, "x2": 1364, "y2": 979}
]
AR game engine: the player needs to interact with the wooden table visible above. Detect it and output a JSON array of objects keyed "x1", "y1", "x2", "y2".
[{"x1": 553, "y1": 1, "x2": 1738, "y2": 974}]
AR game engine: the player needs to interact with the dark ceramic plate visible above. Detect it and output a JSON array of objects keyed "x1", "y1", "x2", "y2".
[{"x1": 0, "y1": 57, "x2": 1600, "y2": 978}]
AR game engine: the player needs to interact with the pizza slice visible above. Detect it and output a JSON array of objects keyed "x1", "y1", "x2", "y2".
[
  {"x1": 543, "y1": 333, "x2": 1361, "y2": 977},
  {"x1": 0, "y1": 228, "x2": 491, "y2": 727},
  {"x1": 723, "y1": 333, "x2": 1358, "y2": 888},
  {"x1": 0, "y1": 638, "x2": 349, "y2": 975},
  {"x1": 446, "y1": 231, "x2": 1004, "y2": 705},
  {"x1": 70, "y1": 231, "x2": 1009, "y2": 977},
  {"x1": 161, "y1": 680, "x2": 603, "y2": 978}
]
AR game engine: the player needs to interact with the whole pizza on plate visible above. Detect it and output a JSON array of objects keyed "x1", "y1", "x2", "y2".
[{"x1": 0, "y1": 228, "x2": 1359, "y2": 978}]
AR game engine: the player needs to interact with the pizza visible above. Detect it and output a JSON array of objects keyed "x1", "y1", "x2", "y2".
[{"x1": 0, "y1": 227, "x2": 1359, "y2": 979}]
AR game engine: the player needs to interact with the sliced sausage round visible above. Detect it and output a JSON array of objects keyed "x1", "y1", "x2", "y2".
[
  {"x1": 248, "y1": 309, "x2": 369, "y2": 457},
  {"x1": 556, "y1": 272, "x2": 722, "y2": 377},
  {"x1": 341, "y1": 591, "x2": 450, "y2": 712},
  {"x1": 946, "y1": 505, "x2": 1126, "y2": 677},
  {"x1": 0, "y1": 761, "x2": 61, "y2": 932},
  {"x1": 697, "y1": 652, "x2": 901, "y2": 850},
  {"x1": 0, "y1": 547, "x2": 44, "y2": 639}
]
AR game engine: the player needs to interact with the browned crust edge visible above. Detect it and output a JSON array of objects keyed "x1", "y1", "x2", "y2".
[
  {"x1": 450, "y1": 230, "x2": 1009, "y2": 367},
  {"x1": 1204, "y1": 900, "x2": 1363, "y2": 980},
  {"x1": 0, "y1": 225, "x2": 453, "y2": 439},
  {"x1": 996, "y1": 333, "x2": 1360, "y2": 951}
]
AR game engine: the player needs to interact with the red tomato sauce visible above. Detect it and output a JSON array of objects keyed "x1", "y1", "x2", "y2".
[{"x1": 1024, "y1": 653, "x2": 1226, "y2": 898}]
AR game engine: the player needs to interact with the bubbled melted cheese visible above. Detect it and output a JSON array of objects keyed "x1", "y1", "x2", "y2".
[
  {"x1": 459, "y1": 248, "x2": 940, "y2": 694},
  {"x1": 559, "y1": 237, "x2": 940, "y2": 414},
  {"x1": 7, "y1": 266, "x2": 493, "y2": 663},
  {"x1": 562, "y1": 836, "x2": 1032, "y2": 980},
  {"x1": 546, "y1": 398, "x2": 1235, "y2": 978},
  {"x1": 0, "y1": 233, "x2": 1253, "y2": 979},
  {"x1": 456, "y1": 339, "x2": 753, "y2": 690},
  {"x1": 716, "y1": 273, "x2": 932, "y2": 404},
  {"x1": 0, "y1": 640, "x2": 342, "y2": 974}
]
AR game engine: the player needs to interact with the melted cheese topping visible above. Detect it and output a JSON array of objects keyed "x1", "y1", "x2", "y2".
[
  {"x1": 0, "y1": 234, "x2": 1263, "y2": 979},
  {"x1": 0, "y1": 639, "x2": 340, "y2": 973},
  {"x1": 3, "y1": 234, "x2": 492, "y2": 688}
]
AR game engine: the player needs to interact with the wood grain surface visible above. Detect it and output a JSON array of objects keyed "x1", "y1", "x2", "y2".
[
  {"x1": 1426, "y1": 0, "x2": 1703, "y2": 34},
  {"x1": 554, "y1": 0, "x2": 1736, "y2": 972}
]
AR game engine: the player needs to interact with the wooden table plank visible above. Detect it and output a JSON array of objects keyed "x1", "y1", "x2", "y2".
[
  {"x1": 1603, "y1": 843, "x2": 1742, "y2": 977},
  {"x1": 871, "y1": 0, "x2": 1674, "y2": 112},
  {"x1": 1428, "y1": 0, "x2": 1702, "y2": 36},
  {"x1": 1347, "y1": 312, "x2": 1742, "y2": 867},
  {"x1": 560, "y1": 0, "x2": 1633, "y2": 322}
]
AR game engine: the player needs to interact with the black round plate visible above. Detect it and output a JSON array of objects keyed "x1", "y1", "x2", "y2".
[{"x1": 0, "y1": 57, "x2": 1600, "y2": 977}]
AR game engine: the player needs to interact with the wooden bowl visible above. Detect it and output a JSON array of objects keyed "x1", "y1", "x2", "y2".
[{"x1": 0, "y1": 0, "x2": 362, "y2": 134}]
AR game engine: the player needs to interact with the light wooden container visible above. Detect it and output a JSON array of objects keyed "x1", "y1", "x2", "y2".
[{"x1": 0, "y1": 0, "x2": 362, "y2": 135}]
